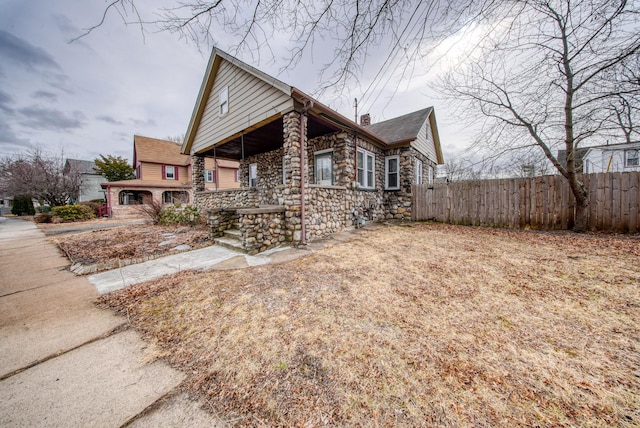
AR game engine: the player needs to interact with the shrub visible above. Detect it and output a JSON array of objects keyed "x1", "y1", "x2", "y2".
[
  {"x1": 159, "y1": 204, "x2": 202, "y2": 226},
  {"x1": 51, "y1": 204, "x2": 96, "y2": 222},
  {"x1": 11, "y1": 195, "x2": 35, "y2": 216},
  {"x1": 136, "y1": 199, "x2": 164, "y2": 224},
  {"x1": 80, "y1": 201, "x2": 105, "y2": 217},
  {"x1": 34, "y1": 213, "x2": 52, "y2": 223}
]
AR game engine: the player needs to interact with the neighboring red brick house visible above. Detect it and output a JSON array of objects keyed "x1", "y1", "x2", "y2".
[{"x1": 103, "y1": 135, "x2": 239, "y2": 219}]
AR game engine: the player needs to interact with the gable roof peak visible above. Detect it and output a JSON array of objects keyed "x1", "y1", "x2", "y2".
[{"x1": 365, "y1": 107, "x2": 434, "y2": 143}]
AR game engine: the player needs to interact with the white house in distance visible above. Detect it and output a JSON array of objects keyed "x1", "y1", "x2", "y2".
[
  {"x1": 64, "y1": 159, "x2": 105, "y2": 202},
  {"x1": 582, "y1": 142, "x2": 640, "y2": 174}
]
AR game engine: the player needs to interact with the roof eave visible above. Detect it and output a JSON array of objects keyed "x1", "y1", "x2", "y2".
[
  {"x1": 291, "y1": 88, "x2": 388, "y2": 147},
  {"x1": 428, "y1": 110, "x2": 445, "y2": 164}
]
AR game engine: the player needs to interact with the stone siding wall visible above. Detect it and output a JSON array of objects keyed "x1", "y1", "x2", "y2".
[
  {"x1": 382, "y1": 147, "x2": 413, "y2": 220},
  {"x1": 191, "y1": 110, "x2": 428, "y2": 252},
  {"x1": 239, "y1": 211, "x2": 287, "y2": 254},
  {"x1": 305, "y1": 186, "x2": 352, "y2": 239},
  {"x1": 195, "y1": 189, "x2": 258, "y2": 210},
  {"x1": 240, "y1": 148, "x2": 286, "y2": 205}
]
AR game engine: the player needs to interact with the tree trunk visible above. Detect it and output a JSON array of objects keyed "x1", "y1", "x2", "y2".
[
  {"x1": 567, "y1": 174, "x2": 589, "y2": 232},
  {"x1": 574, "y1": 196, "x2": 589, "y2": 232}
]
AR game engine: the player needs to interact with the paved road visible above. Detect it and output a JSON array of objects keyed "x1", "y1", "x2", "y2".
[{"x1": 0, "y1": 217, "x2": 223, "y2": 427}]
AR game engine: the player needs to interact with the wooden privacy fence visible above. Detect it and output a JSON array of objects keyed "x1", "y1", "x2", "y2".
[{"x1": 412, "y1": 172, "x2": 640, "y2": 233}]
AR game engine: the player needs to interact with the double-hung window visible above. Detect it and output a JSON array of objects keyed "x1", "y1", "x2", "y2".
[
  {"x1": 385, "y1": 156, "x2": 400, "y2": 190},
  {"x1": 625, "y1": 149, "x2": 639, "y2": 167},
  {"x1": 357, "y1": 148, "x2": 375, "y2": 189},
  {"x1": 415, "y1": 159, "x2": 423, "y2": 185},
  {"x1": 204, "y1": 169, "x2": 214, "y2": 183},
  {"x1": 164, "y1": 165, "x2": 177, "y2": 180},
  {"x1": 314, "y1": 149, "x2": 333, "y2": 186},
  {"x1": 249, "y1": 163, "x2": 258, "y2": 187}
]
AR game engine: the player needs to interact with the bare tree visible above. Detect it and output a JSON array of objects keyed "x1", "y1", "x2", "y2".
[
  {"x1": 440, "y1": 0, "x2": 640, "y2": 231},
  {"x1": 84, "y1": 0, "x2": 639, "y2": 231},
  {"x1": 77, "y1": 0, "x2": 497, "y2": 95},
  {"x1": 165, "y1": 134, "x2": 186, "y2": 144},
  {"x1": 0, "y1": 148, "x2": 81, "y2": 207}
]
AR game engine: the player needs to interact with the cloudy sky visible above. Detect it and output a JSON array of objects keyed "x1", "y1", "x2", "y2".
[{"x1": 0, "y1": 0, "x2": 472, "y2": 164}]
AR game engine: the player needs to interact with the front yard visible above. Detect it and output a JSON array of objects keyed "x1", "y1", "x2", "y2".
[
  {"x1": 96, "y1": 223, "x2": 639, "y2": 426},
  {"x1": 52, "y1": 223, "x2": 210, "y2": 267}
]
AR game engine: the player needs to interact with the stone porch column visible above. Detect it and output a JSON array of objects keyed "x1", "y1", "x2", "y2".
[
  {"x1": 282, "y1": 111, "x2": 307, "y2": 243},
  {"x1": 192, "y1": 154, "x2": 205, "y2": 193}
]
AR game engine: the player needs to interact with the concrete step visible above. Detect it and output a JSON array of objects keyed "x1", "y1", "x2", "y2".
[
  {"x1": 223, "y1": 229, "x2": 242, "y2": 238},
  {"x1": 214, "y1": 236, "x2": 245, "y2": 252}
]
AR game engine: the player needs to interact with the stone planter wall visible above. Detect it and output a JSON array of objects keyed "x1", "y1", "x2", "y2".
[
  {"x1": 237, "y1": 207, "x2": 287, "y2": 254},
  {"x1": 195, "y1": 188, "x2": 258, "y2": 210}
]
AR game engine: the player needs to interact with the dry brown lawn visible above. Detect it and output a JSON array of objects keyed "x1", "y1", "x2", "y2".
[
  {"x1": 55, "y1": 224, "x2": 210, "y2": 265},
  {"x1": 98, "y1": 223, "x2": 640, "y2": 427}
]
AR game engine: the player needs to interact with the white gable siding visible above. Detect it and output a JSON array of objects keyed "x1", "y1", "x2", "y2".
[
  {"x1": 410, "y1": 116, "x2": 437, "y2": 163},
  {"x1": 191, "y1": 60, "x2": 294, "y2": 154},
  {"x1": 583, "y1": 145, "x2": 640, "y2": 173}
]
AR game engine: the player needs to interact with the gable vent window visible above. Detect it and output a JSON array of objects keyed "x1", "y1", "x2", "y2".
[{"x1": 219, "y1": 86, "x2": 229, "y2": 116}]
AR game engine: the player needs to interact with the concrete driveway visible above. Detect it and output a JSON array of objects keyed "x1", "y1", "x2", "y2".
[{"x1": 0, "y1": 217, "x2": 223, "y2": 427}]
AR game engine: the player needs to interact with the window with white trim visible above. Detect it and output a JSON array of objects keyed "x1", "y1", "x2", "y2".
[
  {"x1": 428, "y1": 165, "x2": 434, "y2": 185},
  {"x1": 625, "y1": 149, "x2": 639, "y2": 167},
  {"x1": 385, "y1": 156, "x2": 400, "y2": 190},
  {"x1": 314, "y1": 149, "x2": 333, "y2": 186},
  {"x1": 249, "y1": 163, "x2": 257, "y2": 187},
  {"x1": 415, "y1": 158, "x2": 423, "y2": 185},
  {"x1": 357, "y1": 148, "x2": 375, "y2": 189},
  {"x1": 164, "y1": 165, "x2": 176, "y2": 180},
  {"x1": 219, "y1": 87, "x2": 229, "y2": 116},
  {"x1": 204, "y1": 169, "x2": 214, "y2": 183},
  {"x1": 282, "y1": 156, "x2": 287, "y2": 185}
]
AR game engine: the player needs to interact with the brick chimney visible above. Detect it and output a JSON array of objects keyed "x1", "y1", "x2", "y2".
[{"x1": 360, "y1": 114, "x2": 371, "y2": 126}]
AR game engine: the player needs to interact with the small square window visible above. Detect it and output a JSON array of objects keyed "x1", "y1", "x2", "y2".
[
  {"x1": 625, "y1": 149, "x2": 639, "y2": 167},
  {"x1": 164, "y1": 165, "x2": 176, "y2": 180},
  {"x1": 219, "y1": 87, "x2": 229, "y2": 116}
]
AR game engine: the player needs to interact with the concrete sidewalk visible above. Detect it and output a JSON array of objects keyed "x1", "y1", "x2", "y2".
[
  {"x1": 0, "y1": 217, "x2": 223, "y2": 427},
  {"x1": 88, "y1": 242, "x2": 296, "y2": 295}
]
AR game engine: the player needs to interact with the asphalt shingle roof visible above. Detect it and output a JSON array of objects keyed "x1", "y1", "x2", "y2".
[
  {"x1": 365, "y1": 107, "x2": 433, "y2": 145},
  {"x1": 134, "y1": 135, "x2": 191, "y2": 166}
]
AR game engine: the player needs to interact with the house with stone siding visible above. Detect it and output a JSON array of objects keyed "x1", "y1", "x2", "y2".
[{"x1": 182, "y1": 48, "x2": 444, "y2": 254}]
